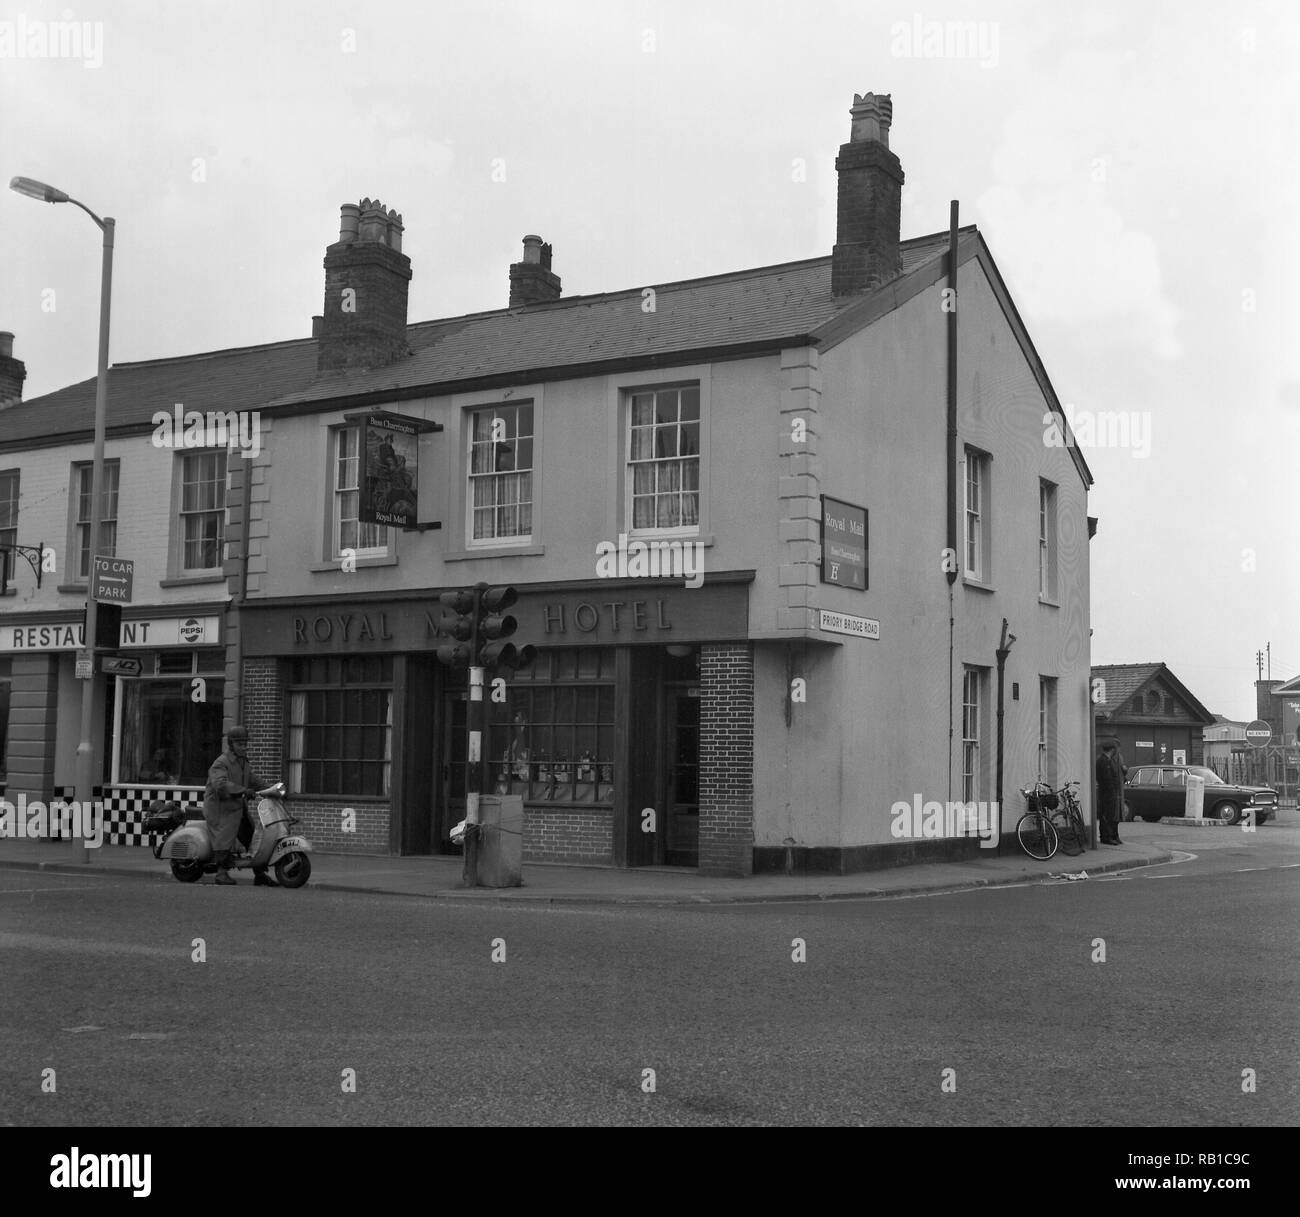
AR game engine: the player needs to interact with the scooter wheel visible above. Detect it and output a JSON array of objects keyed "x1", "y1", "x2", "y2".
[
  {"x1": 170, "y1": 860, "x2": 204, "y2": 883},
  {"x1": 274, "y1": 852, "x2": 311, "y2": 889}
]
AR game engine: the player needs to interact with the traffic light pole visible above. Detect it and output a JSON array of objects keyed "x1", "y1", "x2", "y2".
[{"x1": 463, "y1": 585, "x2": 484, "y2": 888}]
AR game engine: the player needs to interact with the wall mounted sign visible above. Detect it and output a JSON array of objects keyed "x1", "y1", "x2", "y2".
[
  {"x1": 351, "y1": 410, "x2": 443, "y2": 531},
  {"x1": 0, "y1": 614, "x2": 221, "y2": 653},
  {"x1": 820, "y1": 496, "x2": 867, "y2": 590},
  {"x1": 818, "y1": 609, "x2": 879, "y2": 640}
]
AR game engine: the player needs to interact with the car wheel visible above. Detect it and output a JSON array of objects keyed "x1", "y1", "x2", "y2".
[
  {"x1": 1141, "y1": 814, "x2": 1162, "y2": 823},
  {"x1": 1215, "y1": 802, "x2": 1241, "y2": 825}
]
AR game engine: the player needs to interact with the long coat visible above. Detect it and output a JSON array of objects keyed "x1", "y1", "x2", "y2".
[
  {"x1": 203, "y1": 750, "x2": 265, "y2": 852},
  {"x1": 1095, "y1": 751, "x2": 1125, "y2": 822}
]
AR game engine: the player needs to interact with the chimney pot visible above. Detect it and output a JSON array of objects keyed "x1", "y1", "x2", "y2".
[
  {"x1": 849, "y1": 92, "x2": 893, "y2": 148},
  {"x1": 0, "y1": 332, "x2": 13, "y2": 359},
  {"x1": 339, "y1": 204, "x2": 361, "y2": 244},
  {"x1": 521, "y1": 234, "x2": 543, "y2": 264},
  {"x1": 311, "y1": 315, "x2": 324, "y2": 338}
]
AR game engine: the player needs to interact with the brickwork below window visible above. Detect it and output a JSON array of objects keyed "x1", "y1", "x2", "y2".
[{"x1": 523, "y1": 808, "x2": 612, "y2": 864}]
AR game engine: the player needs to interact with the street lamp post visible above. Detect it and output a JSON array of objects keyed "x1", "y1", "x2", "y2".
[{"x1": 10, "y1": 176, "x2": 114, "y2": 865}]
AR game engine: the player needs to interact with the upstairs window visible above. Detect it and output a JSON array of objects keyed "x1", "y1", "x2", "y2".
[
  {"x1": 0, "y1": 469, "x2": 18, "y2": 558},
  {"x1": 469, "y1": 403, "x2": 534, "y2": 543},
  {"x1": 1038, "y1": 480, "x2": 1058, "y2": 600},
  {"x1": 333, "y1": 426, "x2": 388, "y2": 558},
  {"x1": 628, "y1": 385, "x2": 700, "y2": 532},
  {"x1": 180, "y1": 451, "x2": 227, "y2": 570},
  {"x1": 74, "y1": 460, "x2": 119, "y2": 579},
  {"x1": 964, "y1": 449, "x2": 990, "y2": 581}
]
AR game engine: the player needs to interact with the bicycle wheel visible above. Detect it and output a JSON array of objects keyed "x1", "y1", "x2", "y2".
[
  {"x1": 1054, "y1": 811, "x2": 1084, "y2": 856},
  {"x1": 1017, "y1": 812, "x2": 1058, "y2": 860},
  {"x1": 1069, "y1": 806, "x2": 1089, "y2": 851}
]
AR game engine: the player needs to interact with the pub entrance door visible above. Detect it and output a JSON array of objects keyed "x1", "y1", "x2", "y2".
[{"x1": 663, "y1": 684, "x2": 700, "y2": 866}]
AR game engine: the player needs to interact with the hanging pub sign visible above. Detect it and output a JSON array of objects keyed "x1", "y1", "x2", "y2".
[
  {"x1": 350, "y1": 410, "x2": 443, "y2": 531},
  {"x1": 820, "y1": 495, "x2": 867, "y2": 590}
]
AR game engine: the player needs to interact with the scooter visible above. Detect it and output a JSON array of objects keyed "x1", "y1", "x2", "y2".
[{"x1": 147, "y1": 781, "x2": 313, "y2": 889}]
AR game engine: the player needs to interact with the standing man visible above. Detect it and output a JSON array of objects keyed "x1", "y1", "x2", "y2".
[
  {"x1": 1095, "y1": 740, "x2": 1125, "y2": 845},
  {"x1": 204, "y1": 725, "x2": 273, "y2": 885}
]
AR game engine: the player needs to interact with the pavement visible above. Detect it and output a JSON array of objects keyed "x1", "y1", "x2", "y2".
[{"x1": 0, "y1": 828, "x2": 1178, "y2": 905}]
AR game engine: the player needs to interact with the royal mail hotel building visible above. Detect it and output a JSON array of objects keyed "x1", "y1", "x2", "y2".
[{"x1": 2, "y1": 95, "x2": 1094, "y2": 874}]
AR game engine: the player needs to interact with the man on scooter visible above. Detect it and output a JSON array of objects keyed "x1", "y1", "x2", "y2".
[{"x1": 203, "y1": 725, "x2": 274, "y2": 886}]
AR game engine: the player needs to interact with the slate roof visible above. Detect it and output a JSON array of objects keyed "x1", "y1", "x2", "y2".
[
  {"x1": 1091, "y1": 662, "x2": 1215, "y2": 723},
  {"x1": 0, "y1": 229, "x2": 956, "y2": 448}
]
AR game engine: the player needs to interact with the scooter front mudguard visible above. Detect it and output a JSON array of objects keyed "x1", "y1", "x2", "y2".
[
  {"x1": 268, "y1": 836, "x2": 313, "y2": 865},
  {"x1": 157, "y1": 824, "x2": 212, "y2": 863}
]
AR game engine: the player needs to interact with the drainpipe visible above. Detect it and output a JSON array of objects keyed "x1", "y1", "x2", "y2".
[
  {"x1": 945, "y1": 202, "x2": 959, "y2": 803},
  {"x1": 231, "y1": 455, "x2": 253, "y2": 724},
  {"x1": 995, "y1": 618, "x2": 1016, "y2": 851}
]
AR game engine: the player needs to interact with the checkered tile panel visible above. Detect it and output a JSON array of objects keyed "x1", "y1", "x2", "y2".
[{"x1": 50, "y1": 785, "x2": 205, "y2": 846}]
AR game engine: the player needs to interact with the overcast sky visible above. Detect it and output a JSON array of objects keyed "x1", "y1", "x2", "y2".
[{"x1": 2, "y1": 0, "x2": 1295, "y2": 720}]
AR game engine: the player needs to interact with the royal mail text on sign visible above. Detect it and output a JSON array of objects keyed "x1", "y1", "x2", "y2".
[{"x1": 820, "y1": 496, "x2": 868, "y2": 590}]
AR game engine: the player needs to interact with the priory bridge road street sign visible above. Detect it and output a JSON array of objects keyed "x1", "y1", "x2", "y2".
[{"x1": 92, "y1": 555, "x2": 133, "y2": 603}]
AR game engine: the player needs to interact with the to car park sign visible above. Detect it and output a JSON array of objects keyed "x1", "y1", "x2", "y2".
[
  {"x1": 1244, "y1": 720, "x2": 1272, "y2": 749},
  {"x1": 91, "y1": 556, "x2": 133, "y2": 603}
]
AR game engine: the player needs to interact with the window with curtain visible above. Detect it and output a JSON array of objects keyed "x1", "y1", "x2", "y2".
[
  {"x1": 469, "y1": 403, "x2": 534, "y2": 542},
  {"x1": 333, "y1": 427, "x2": 388, "y2": 557},
  {"x1": 628, "y1": 385, "x2": 700, "y2": 532},
  {"x1": 286, "y1": 656, "x2": 393, "y2": 797}
]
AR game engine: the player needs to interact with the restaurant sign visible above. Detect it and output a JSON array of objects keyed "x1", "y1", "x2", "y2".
[{"x1": 1, "y1": 615, "x2": 221, "y2": 653}]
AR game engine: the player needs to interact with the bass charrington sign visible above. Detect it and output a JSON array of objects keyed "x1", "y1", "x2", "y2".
[
  {"x1": 820, "y1": 495, "x2": 867, "y2": 590},
  {"x1": 356, "y1": 410, "x2": 443, "y2": 530}
]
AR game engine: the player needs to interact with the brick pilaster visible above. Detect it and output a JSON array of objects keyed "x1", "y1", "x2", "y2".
[
  {"x1": 777, "y1": 346, "x2": 823, "y2": 633},
  {"x1": 698, "y1": 642, "x2": 754, "y2": 876}
]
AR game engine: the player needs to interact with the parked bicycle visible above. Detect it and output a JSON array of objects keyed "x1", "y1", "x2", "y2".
[{"x1": 1016, "y1": 779, "x2": 1088, "y2": 860}]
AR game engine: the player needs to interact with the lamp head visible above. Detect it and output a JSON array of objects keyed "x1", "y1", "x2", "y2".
[{"x1": 9, "y1": 176, "x2": 70, "y2": 204}]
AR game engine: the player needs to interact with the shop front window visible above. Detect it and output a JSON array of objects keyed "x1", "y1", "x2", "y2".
[
  {"x1": 474, "y1": 649, "x2": 616, "y2": 805},
  {"x1": 286, "y1": 656, "x2": 393, "y2": 797},
  {"x1": 116, "y1": 656, "x2": 225, "y2": 786}
]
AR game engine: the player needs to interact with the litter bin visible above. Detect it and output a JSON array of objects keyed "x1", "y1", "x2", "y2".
[
  {"x1": 476, "y1": 794, "x2": 523, "y2": 887},
  {"x1": 1184, "y1": 774, "x2": 1205, "y2": 820}
]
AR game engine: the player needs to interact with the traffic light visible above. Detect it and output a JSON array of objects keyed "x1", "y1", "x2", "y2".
[
  {"x1": 478, "y1": 585, "x2": 537, "y2": 670},
  {"x1": 434, "y1": 590, "x2": 475, "y2": 667},
  {"x1": 432, "y1": 585, "x2": 537, "y2": 670}
]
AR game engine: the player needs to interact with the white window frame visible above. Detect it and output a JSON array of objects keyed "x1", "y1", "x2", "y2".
[
  {"x1": 331, "y1": 425, "x2": 389, "y2": 560},
  {"x1": 0, "y1": 468, "x2": 18, "y2": 558},
  {"x1": 964, "y1": 448, "x2": 990, "y2": 581},
  {"x1": 72, "y1": 459, "x2": 120, "y2": 580},
  {"x1": 178, "y1": 450, "x2": 228, "y2": 573},
  {"x1": 962, "y1": 666, "x2": 984, "y2": 803},
  {"x1": 1038, "y1": 479, "x2": 1058, "y2": 601},
  {"x1": 466, "y1": 401, "x2": 535, "y2": 549},
  {"x1": 1038, "y1": 676, "x2": 1057, "y2": 784},
  {"x1": 625, "y1": 382, "x2": 702, "y2": 538}
]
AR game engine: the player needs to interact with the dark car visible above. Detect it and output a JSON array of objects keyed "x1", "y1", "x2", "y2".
[{"x1": 1123, "y1": 765, "x2": 1277, "y2": 824}]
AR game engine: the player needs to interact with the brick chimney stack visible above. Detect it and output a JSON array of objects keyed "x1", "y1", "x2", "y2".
[
  {"x1": 509, "y1": 235, "x2": 561, "y2": 307},
  {"x1": 831, "y1": 92, "x2": 905, "y2": 296},
  {"x1": 317, "y1": 198, "x2": 412, "y2": 371},
  {"x1": 0, "y1": 332, "x2": 26, "y2": 409}
]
